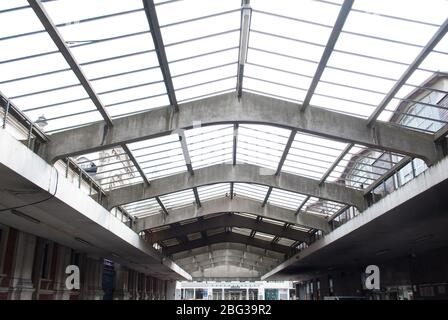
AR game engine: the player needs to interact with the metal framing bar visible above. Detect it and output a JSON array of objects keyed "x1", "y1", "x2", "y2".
[
  {"x1": 261, "y1": 186, "x2": 273, "y2": 208},
  {"x1": 295, "y1": 196, "x2": 311, "y2": 216},
  {"x1": 178, "y1": 130, "x2": 194, "y2": 175},
  {"x1": 121, "y1": 144, "x2": 150, "y2": 185},
  {"x1": 319, "y1": 143, "x2": 354, "y2": 184},
  {"x1": 301, "y1": 0, "x2": 353, "y2": 110},
  {"x1": 155, "y1": 196, "x2": 169, "y2": 216},
  {"x1": 233, "y1": 123, "x2": 239, "y2": 165},
  {"x1": 367, "y1": 18, "x2": 448, "y2": 125},
  {"x1": 27, "y1": 0, "x2": 113, "y2": 127},
  {"x1": 192, "y1": 187, "x2": 202, "y2": 208},
  {"x1": 275, "y1": 130, "x2": 296, "y2": 175},
  {"x1": 236, "y1": 0, "x2": 251, "y2": 97},
  {"x1": 142, "y1": 0, "x2": 179, "y2": 112}
]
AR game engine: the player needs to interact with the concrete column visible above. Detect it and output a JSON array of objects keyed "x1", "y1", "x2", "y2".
[
  {"x1": 166, "y1": 280, "x2": 176, "y2": 300},
  {"x1": 113, "y1": 264, "x2": 130, "y2": 300},
  {"x1": 81, "y1": 257, "x2": 103, "y2": 300},
  {"x1": 53, "y1": 245, "x2": 73, "y2": 300},
  {"x1": 9, "y1": 231, "x2": 36, "y2": 300}
]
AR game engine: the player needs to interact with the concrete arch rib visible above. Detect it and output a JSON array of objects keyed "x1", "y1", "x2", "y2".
[
  {"x1": 44, "y1": 92, "x2": 441, "y2": 165},
  {"x1": 136, "y1": 197, "x2": 331, "y2": 233},
  {"x1": 106, "y1": 163, "x2": 366, "y2": 210}
]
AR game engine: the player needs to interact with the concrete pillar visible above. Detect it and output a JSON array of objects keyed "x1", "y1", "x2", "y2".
[
  {"x1": 113, "y1": 264, "x2": 130, "y2": 300},
  {"x1": 52, "y1": 246, "x2": 75, "y2": 300},
  {"x1": 9, "y1": 231, "x2": 36, "y2": 300},
  {"x1": 166, "y1": 280, "x2": 176, "y2": 300},
  {"x1": 81, "y1": 257, "x2": 103, "y2": 300}
]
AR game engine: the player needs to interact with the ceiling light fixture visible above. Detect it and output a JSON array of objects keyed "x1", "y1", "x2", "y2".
[
  {"x1": 239, "y1": 2, "x2": 252, "y2": 65},
  {"x1": 11, "y1": 209, "x2": 40, "y2": 224}
]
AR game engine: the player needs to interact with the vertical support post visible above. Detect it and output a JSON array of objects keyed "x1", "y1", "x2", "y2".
[
  {"x1": 2, "y1": 100, "x2": 10, "y2": 129},
  {"x1": 27, "y1": 122, "x2": 33, "y2": 149}
]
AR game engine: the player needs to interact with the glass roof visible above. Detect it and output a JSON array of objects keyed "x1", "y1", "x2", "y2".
[{"x1": 2, "y1": 0, "x2": 448, "y2": 266}]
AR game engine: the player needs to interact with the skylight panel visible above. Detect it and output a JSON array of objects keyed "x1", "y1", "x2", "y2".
[
  {"x1": 172, "y1": 64, "x2": 236, "y2": 90},
  {"x1": 127, "y1": 134, "x2": 187, "y2": 181},
  {"x1": 304, "y1": 197, "x2": 346, "y2": 217},
  {"x1": 325, "y1": 145, "x2": 405, "y2": 189},
  {"x1": 268, "y1": 188, "x2": 308, "y2": 211},
  {"x1": 74, "y1": 147, "x2": 144, "y2": 191},
  {"x1": 185, "y1": 124, "x2": 233, "y2": 169},
  {"x1": 352, "y1": 0, "x2": 448, "y2": 26},
  {"x1": 155, "y1": 0, "x2": 240, "y2": 26},
  {"x1": 251, "y1": 0, "x2": 342, "y2": 27},
  {"x1": 0, "y1": 6, "x2": 42, "y2": 39},
  {"x1": 175, "y1": 77, "x2": 236, "y2": 103},
  {"x1": 232, "y1": 227, "x2": 252, "y2": 237},
  {"x1": 254, "y1": 231, "x2": 274, "y2": 241},
  {"x1": 233, "y1": 183, "x2": 269, "y2": 202},
  {"x1": 237, "y1": 124, "x2": 291, "y2": 171},
  {"x1": 277, "y1": 238, "x2": 296, "y2": 246},
  {"x1": 169, "y1": 48, "x2": 239, "y2": 77},
  {"x1": 197, "y1": 183, "x2": 230, "y2": 202},
  {"x1": 42, "y1": 0, "x2": 143, "y2": 25},
  {"x1": 159, "y1": 189, "x2": 196, "y2": 211},
  {"x1": 123, "y1": 198, "x2": 161, "y2": 218},
  {"x1": 283, "y1": 133, "x2": 349, "y2": 180}
]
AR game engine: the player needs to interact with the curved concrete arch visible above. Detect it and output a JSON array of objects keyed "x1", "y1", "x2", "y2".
[
  {"x1": 164, "y1": 232, "x2": 291, "y2": 255},
  {"x1": 136, "y1": 197, "x2": 331, "y2": 233},
  {"x1": 176, "y1": 251, "x2": 279, "y2": 266},
  {"x1": 147, "y1": 213, "x2": 310, "y2": 243},
  {"x1": 107, "y1": 163, "x2": 366, "y2": 210},
  {"x1": 182, "y1": 260, "x2": 272, "y2": 274},
  {"x1": 172, "y1": 244, "x2": 285, "y2": 261},
  {"x1": 179, "y1": 255, "x2": 273, "y2": 268},
  {"x1": 184, "y1": 261, "x2": 268, "y2": 274},
  {"x1": 44, "y1": 92, "x2": 441, "y2": 165}
]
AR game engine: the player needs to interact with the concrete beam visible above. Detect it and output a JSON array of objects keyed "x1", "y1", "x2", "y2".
[
  {"x1": 184, "y1": 261, "x2": 269, "y2": 273},
  {"x1": 42, "y1": 92, "x2": 442, "y2": 165},
  {"x1": 176, "y1": 250, "x2": 279, "y2": 265},
  {"x1": 182, "y1": 259, "x2": 271, "y2": 273},
  {"x1": 147, "y1": 213, "x2": 310, "y2": 242},
  {"x1": 164, "y1": 232, "x2": 291, "y2": 255},
  {"x1": 106, "y1": 163, "x2": 365, "y2": 210},
  {"x1": 136, "y1": 197, "x2": 331, "y2": 233},
  {"x1": 172, "y1": 244, "x2": 284, "y2": 261}
]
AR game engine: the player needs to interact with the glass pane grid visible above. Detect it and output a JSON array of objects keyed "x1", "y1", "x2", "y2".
[
  {"x1": 197, "y1": 183, "x2": 230, "y2": 202},
  {"x1": 73, "y1": 147, "x2": 144, "y2": 191},
  {"x1": 159, "y1": 189, "x2": 195, "y2": 211},
  {"x1": 268, "y1": 188, "x2": 308, "y2": 211},
  {"x1": 123, "y1": 198, "x2": 161, "y2": 218},
  {"x1": 303, "y1": 197, "x2": 346, "y2": 217},
  {"x1": 237, "y1": 124, "x2": 291, "y2": 171},
  {"x1": 233, "y1": 183, "x2": 269, "y2": 202},
  {"x1": 128, "y1": 134, "x2": 187, "y2": 181},
  {"x1": 186, "y1": 124, "x2": 234, "y2": 170},
  {"x1": 282, "y1": 132, "x2": 348, "y2": 180},
  {"x1": 327, "y1": 145, "x2": 405, "y2": 189}
]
